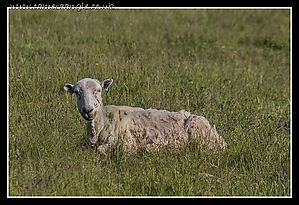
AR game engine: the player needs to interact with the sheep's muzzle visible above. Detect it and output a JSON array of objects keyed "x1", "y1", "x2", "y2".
[{"x1": 80, "y1": 105, "x2": 95, "y2": 121}]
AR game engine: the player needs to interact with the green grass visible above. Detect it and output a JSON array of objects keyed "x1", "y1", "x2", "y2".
[{"x1": 9, "y1": 9, "x2": 290, "y2": 196}]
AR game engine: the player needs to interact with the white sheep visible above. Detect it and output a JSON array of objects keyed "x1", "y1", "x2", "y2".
[{"x1": 64, "y1": 78, "x2": 226, "y2": 153}]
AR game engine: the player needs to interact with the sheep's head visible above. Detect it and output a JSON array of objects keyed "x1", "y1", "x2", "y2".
[{"x1": 64, "y1": 78, "x2": 113, "y2": 121}]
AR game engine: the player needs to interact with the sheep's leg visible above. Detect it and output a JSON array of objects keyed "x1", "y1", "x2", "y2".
[{"x1": 97, "y1": 144, "x2": 112, "y2": 154}]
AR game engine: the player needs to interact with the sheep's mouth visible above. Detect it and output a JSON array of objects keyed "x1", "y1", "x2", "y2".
[
  {"x1": 80, "y1": 113, "x2": 95, "y2": 121},
  {"x1": 84, "y1": 117, "x2": 94, "y2": 121}
]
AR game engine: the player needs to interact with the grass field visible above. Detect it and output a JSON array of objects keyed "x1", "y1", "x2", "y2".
[{"x1": 8, "y1": 9, "x2": 290, "y2": 196}]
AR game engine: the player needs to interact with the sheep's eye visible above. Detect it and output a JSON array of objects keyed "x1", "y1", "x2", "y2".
[
  {"x1": 95, "y1": 89, "x2": 101, "y2": 94},
  {"x1": 74, "y1": 90, "x2": 82, "y2": 99}
]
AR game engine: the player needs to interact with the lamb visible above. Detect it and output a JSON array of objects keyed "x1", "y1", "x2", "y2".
[{"x1": 64, "y1": 78, "x2": 226, "y2": 153}]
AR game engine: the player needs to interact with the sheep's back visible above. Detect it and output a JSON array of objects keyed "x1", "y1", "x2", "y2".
[{"x1": 103, "y1": 106, "x2": 190, "y2": 151}]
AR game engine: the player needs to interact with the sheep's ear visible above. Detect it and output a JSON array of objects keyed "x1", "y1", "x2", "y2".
[
  {"x1": 64, "y1": 84, "x2": 75, "y2": 93},
  {"x1": 101, "y1": 79, "x2": 113, "y2": 91}
]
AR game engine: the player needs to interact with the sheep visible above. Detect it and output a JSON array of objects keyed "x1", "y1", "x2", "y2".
[{"x1": 64, "y1": 78, "x2": 226, "y2": 153}]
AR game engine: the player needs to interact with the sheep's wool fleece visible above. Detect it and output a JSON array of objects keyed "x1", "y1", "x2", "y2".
[{"x1": 97, "y1": 105, "x2": 225, "y2": 152}]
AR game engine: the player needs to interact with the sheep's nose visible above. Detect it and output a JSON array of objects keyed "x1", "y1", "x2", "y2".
[{"x1": 83, "y1": 107, "x2": 93, "y2": 114}]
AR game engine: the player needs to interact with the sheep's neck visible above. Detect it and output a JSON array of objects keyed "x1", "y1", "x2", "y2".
[{"x1": 86, "y1": 106, "x2": 104, "y2": 148}]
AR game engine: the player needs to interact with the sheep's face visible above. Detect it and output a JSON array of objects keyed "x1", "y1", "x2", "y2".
[{"x1": 64, "y1": 78, "x2": 113, "y2": 121}]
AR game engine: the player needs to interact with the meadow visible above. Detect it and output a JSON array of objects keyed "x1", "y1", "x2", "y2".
[{"x1": 8, "y1": 9, "x2": 290, "y2": 196}]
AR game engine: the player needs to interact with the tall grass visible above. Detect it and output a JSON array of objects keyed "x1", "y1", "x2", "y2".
[{"x1": 9, "y1": 9, "x2": 290, "y2": 196}]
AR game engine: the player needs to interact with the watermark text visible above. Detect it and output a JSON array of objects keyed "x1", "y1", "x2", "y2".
[{"x1": 9, "y1": 2, "x2": 115, "y2": 12}]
